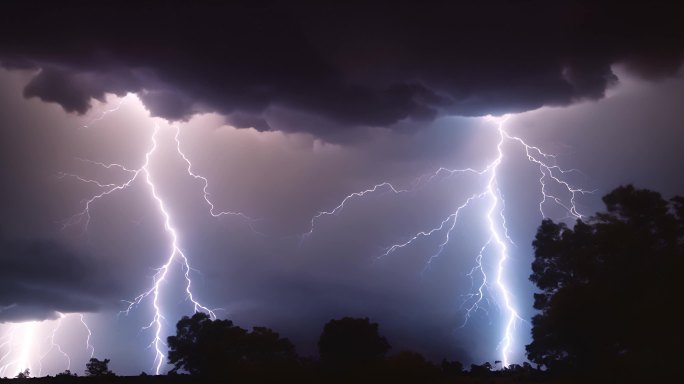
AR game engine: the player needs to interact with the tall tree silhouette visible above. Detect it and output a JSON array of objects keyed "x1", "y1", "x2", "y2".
[{"x1": 527, "y1": 185, "x2": 683, "y2": 377}]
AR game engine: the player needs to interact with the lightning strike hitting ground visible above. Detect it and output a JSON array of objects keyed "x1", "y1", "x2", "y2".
[
  {"x1": 61, "y1": 123, "x2": 215, "y2": 374},
  {"x1": 304, "y1": 115, "x2": 588, "y2": 367},
  {"x1": 61, "y1": 106, "x2": 254, "y2": 374}
]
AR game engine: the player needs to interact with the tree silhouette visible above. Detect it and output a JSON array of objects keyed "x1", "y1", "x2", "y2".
[
  {"x1": 469, "y1": 362, "x2": 492, "y2": 376},
  {"x1": 85, "y1": 357, "x2": 114, "y2": 376},
  {"x1": 384, "y1": 351, "x2": 440, "y2": 381},
  {"x1": 167, "y1": 313, "x2": 247, "y2": 375},
  {"x1": 167, "y1": 312, "x2": 297, "y2": 376},
  {"x1": 245, "y1": 326, "x2": 298, "y2": 364},
  {"x1": 14, "y1": 368, "x2": 29, "y2": 379},
  {"x1": 441, "y1": 358, "x2": 464, "y2": 377},
  {"x1": 56, "y1": 369, "x2": 77, "y2": 377},
  {"x1": 318, "y1": 317, "x2": 390, "y2": 372},
  {"x1": 527, "y1": 185, "x2": 684, "y2": 377}
]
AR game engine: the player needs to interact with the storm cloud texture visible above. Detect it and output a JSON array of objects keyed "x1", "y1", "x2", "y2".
[
  {"x1": 1, "y1": 1, "x2": 683, "y2": 138},
  {"x1": 0, "y1": 234, "x2": 117, "y2": 323},
  {"x1": 1, "y1": 0, "x2": 684, "y2": 375}
]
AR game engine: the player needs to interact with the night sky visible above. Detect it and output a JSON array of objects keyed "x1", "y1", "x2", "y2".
[{"x1": 1, "y1": 1, "x2": 683, "y2": 376}]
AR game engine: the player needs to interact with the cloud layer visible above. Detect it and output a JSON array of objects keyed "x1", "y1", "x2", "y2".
[
  {"x1": 0, "y1": 234, "x2": 116, "y2": 322},
  {"x1": 1, "y1": 1, "x2": 683, "y2": 138}
]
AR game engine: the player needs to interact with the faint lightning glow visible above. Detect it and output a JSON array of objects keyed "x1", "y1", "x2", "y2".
[
  {"x1": 61, "y1": 159, "x2": 139, "y2": 231},
  {"x1": 0, "y1": 324, "x2": 19, "y2": 377},
  {"x1": 81, "y1": 94, "x2": 132, "y2": 129},
  {"x1": 461, "y1": 240, "x2": 492, "y2": 322},
  {"x1": 172, "y1": 127, "x2": 261, "y2": 232},
  {"x1": 305, "y1": 115, "x2": 588, "y2": 367}
]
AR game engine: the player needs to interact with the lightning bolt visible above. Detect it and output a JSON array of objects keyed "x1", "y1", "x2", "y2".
[
  {"x1": 60, "y1": 93, "x2": 258, "y2": 373},
  {"x1": 121, "y1": 124, "x2": 218, "y2": 374},
  {"x1": 81, "y1": 94, "x2": 131, "y2": 129},
  {"x1": 486, "y1": 117, "x2": 518, "y2": 366},
  {"x1": 37, "y1": 316, "x2": 70, "y2": 377},
  {"x1": 63, "y1": 123, "x2": 214, "y2": 374},
  {"x1": 171, "y1": 127, "x2": 261, "y2": 233},
  {"x1": 303, "y1": 182, "x2": 409, "y2": 239},
  {"x1": 304, "y1": 115, "x2": 588, "y2": 367},
  {"x1": 63, "y1": 109, "x2": 253, "y2": 374},
  {"x1": 80, "y1": 314, "x2": 94, "y2": 359}
]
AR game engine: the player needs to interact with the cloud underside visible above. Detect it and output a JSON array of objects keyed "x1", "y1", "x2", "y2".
[
  {"x1": 0, "y1": 1, "x2": 682, "y2": 138},
  {"x1": 0, "y1": 237, "x2": 115, "y2": 322}
]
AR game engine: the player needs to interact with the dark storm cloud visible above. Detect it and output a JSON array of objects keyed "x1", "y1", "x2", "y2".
[
  {"x1": 224, "y1": 112, "x2": 272, "y2": 132},
  {"x1": 0, "y1": 234, "x2": 117, "y2": 322},
  {"x1": 21, "y1": 66, "x2": 142, "y2": 114},
  {"x1": 1, "y1": 1, "x2": 682, "y2": 138}
]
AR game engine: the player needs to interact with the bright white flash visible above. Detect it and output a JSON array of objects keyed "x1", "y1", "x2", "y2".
[
  {"x1": 0, "y1": 323, "x2": 33, "y2": 377},
  {"x1": 305, "y1": 115, "x2": 587, "y2": 367},
  {"x1": 0, "y1": 314, "x2": 92, "y2": 378}
]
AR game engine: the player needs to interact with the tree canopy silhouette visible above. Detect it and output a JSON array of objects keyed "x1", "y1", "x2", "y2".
[
  {"x1": 85, "y1": 358, "x2": 114, "y2": 376},
  {"x1": 318, "y1": 317, "x2": 390, "y2": 372},
  {"x1": 14, "y1": 368, "x2": 30, "y2": 379},
  {"x1": 167, "y1": 312, "x2": 297, "y2": 376},
  {"x1": 527, "y1": 185, "x2": 684, "y2": 376},
  {"x1": 384, "y1": 351, "x2": 440, "y2": 381}
]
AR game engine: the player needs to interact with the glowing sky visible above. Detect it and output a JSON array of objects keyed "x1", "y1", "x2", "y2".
[{"x1": 1, "y1": 1, "x2": 683, "y2": 376}]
